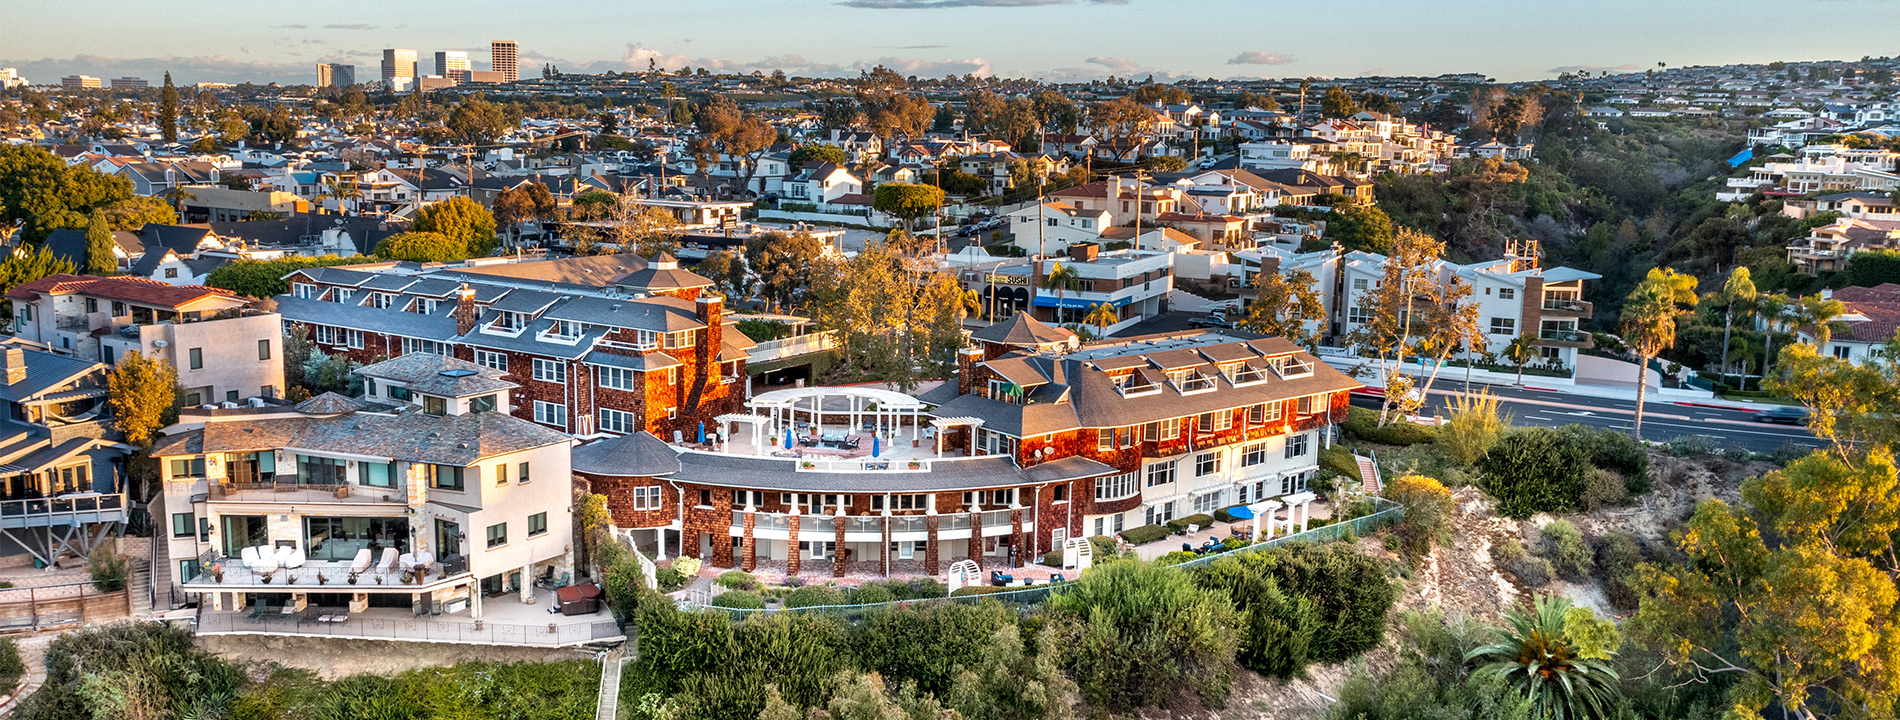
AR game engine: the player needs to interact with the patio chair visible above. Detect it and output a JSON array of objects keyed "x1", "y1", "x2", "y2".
[
  {"x1": 240, "y1": 546, "x2": 261, "y2": 570},
  {"x1": 377, "y1": 548, "x2": 399, "y2": 573},
  {"x1": 397, "y1": 552, "x2": 416, "y2": 572},
  {"x1": 250, "y1": 550, "x2": 278, "y2": 575},
  {"x1": 349, "y1": 548, "x2": 373, "y2": 574},
  {"x1": 278, "y1": 546, "x2": 306, "y2": 570},
  {"x1": 1182, "y1": 542, "x2": 1194, "y2": 554}
]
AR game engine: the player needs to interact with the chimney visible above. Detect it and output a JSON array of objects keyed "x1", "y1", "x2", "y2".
[
  {"x1": 956, "y1": 347, "x2": 983, "y2": 397},
  {"x1": 1, "y1": 348, "x2": 24, "y2": 386},
  {"x1": 452, "y1": 283, "x2": 478, "y2": 336}
]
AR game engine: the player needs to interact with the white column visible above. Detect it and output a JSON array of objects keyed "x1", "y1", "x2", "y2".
[
  {"x1": 654, "y1": 528, "x2": 667, "y2": 561},
  {"x1": 1299, "y1": 500, "x2": 1312, "y2": 533},
  {"x1": 520, "y1": 563, "x2": 533, "y2": 603},
  {"x1": 469, "y1": 582, "x2": 484, "y2": 620}
]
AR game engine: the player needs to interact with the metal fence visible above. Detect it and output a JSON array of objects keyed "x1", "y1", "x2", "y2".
[
  {"x1": 194, "y1": 609, "x2": 624, "y2": 647},
  {"x1": 678, "y1": 497, "x2": 1404, "y2": 619}
]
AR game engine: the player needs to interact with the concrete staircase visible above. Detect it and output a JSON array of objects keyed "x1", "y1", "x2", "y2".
[
  {"x1": 120, "y1": 536, "x2": 155, "y2": 618},
  {"x1": 595, "y1": 644, "x2": 629, "y2": 720},
  {"x1": 1355, "y1": 454, "x2": 1382, "y2": 497}
]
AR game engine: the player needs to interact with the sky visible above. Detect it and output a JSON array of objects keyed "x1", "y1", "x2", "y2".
[{"x1": 1, "y1": 0, "x2": 1890, "y2": 87}]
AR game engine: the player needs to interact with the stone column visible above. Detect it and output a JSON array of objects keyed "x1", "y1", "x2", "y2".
[
  {"x1": 519, "y1": 563, "x2": 533, "y2": 604},
  {"x1": 742, "y1": 511, "x2": 758, "y2": 573},
  {"x1": 833, "y1": 512, "x2": 847, "y2": 578},
  {"x1": 924, "y1": 515, "x2": 940, "y2": 575},
  {"x1": 1010, "y1": 508, "x2": 1025, "y2": 568},
  {"x1": 880, "y1": 515, "x2": 891, "y2": 576},
  {"x1": 787, "y1": 513, "x2": 802, "y2": 577},
  {"x1": 469, "y1": 582, "x2": 483, "y2": 620},
  {"x1": 350, "y1": 592, "x2": 367, "y2": 614}
]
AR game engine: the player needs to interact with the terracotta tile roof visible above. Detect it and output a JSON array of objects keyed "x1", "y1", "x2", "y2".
[
  {"x1": 4, "y1": 273, "x2": 236, "y2": 309},
  {"x1": 1833, "y1": 283, "x2": 1900, "y2": 344}
]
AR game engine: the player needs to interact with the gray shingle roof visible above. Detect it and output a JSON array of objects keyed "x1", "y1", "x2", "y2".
[
  {"x1": 572, "y1": 432, "x2": 681, "y2": 477},
  {"x1": 670, "y1": 452, "x2": 1060, "y2": 492},
  {"x1": 276, "y1": 295, "x2": 460, "y2": 341},
  {"x1": 0, "y1": 349, "x2": 104, "y2": 404},
  {"x1": 543, "y1": 296, "x2": 702, "y2": 332},
  {"x1": 157, "y1": 406, "x2": 571, "y2": 466},
  {"x1": 357, "y1": 352, "x2": 517, "y2": 397}
]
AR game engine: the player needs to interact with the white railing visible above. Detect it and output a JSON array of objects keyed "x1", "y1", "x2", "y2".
[
  {"x1": 749, "y1": 332, "x2": 839, "y2": 363},
  {"x1": 794, "y1": 457, "x2": 935, "y2": 473},
  {"x1": 0, "y1": 493, "x2": 127, "y2": 529}
]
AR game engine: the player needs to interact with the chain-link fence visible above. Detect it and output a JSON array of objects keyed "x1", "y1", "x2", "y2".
[{"x1": 1171, "y1": 497, "x2": 1403, "y2": 569}]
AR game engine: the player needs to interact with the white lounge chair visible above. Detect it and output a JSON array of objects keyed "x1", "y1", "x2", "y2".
[
  {"x1": 240, "y1": 546, "x2": 261, "y2": 569},
  {"x1": 280, "y1": 547, "x2": 306, "y2": 570},
  {"x1": 250, "y1": 548, "x2": 277, "y2": 574},
  {"x1": 377, "y1": 548, "x2": 399, "y2": 573},
  {"x1": 397, "y1": 552, "x2": 416, "y2": 572},
  {"x1": 349, "y1": 548, "x2": 373, "y2": 574}
]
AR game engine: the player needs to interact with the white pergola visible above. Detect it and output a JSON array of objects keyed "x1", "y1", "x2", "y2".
[
  {"x1": 714, "y1": 412, "x2": 774, "y2": 454},
  {"x1": 1249, "y1": 491, "x2": 1318, "y2": 541},
  {"x1": 929, "y1": 416, "x2": 985, "y2": 457},
  {"x1": 749, "y1": 386, "x2": 927, "y2": 446}
]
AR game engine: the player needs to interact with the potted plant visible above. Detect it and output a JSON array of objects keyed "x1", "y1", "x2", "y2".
[
  {"x1": 210, "y1": 564, "x2": 224, "y2": 583},
  {"x1": 317, "y1": 573, "x2": 328, "y2": 585},
  {"x1": 375, "y1": 575, "x2": 384, "y2": 585},
  {"x1": 287, "y1": 575, "x2": 298, "y2": 585},
  {"x1": 260, "y1": 571, "x2": 274, "y2": 584},
  {"x1": 348, "y1": 571, "x2": 359, "y2": 585}
]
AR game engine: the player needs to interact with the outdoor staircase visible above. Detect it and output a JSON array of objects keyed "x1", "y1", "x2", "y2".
[
  {"x1": 121, "y1": 536, "x2": 154, "y2": 618},
  {"x1": 595, "y1": 644, "x2": 629, "y2": 720},
  {"x1": 1354, "y1": 454, "x2": 1383, "y2": 497}
]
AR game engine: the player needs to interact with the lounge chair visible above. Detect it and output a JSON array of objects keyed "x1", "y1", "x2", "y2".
[
  {"x1": 349, "y1": 548, "x2": 373, "y2": 574},
  {"x1": 240, "y1": 546, "x2": 261, "y2": 570},
  {"x1": 279, "y1": 546, "x2": 306, "y2": 570},
  {"x1": 250, "y1": 547, "x2": 278, "y2": 574},
  {"x1": 397, "y1": 552, "x2": 417, "y2": 572},
  {"x1": 1182, "y1": 542, "x2": 1194, "y2": 553},
  {"x1": 377, "y1": 548, "x2": 399, "y2": 573}
]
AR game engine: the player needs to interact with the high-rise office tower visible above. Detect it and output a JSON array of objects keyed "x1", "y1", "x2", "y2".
[
  {"x1": 435, "y1": 51, "x2": 470, "y2": 84},
  {"x1": 491, "y1": 41, "x2": 518, "y2": 83},
  {"x1": 317, "y1": 63, "x2": 356, "y2": 88},
  {"x1": 381, "y1": 48, "x2": 418, "y2": 84}
]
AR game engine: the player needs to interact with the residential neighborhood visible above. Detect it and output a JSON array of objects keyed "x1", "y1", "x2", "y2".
[{"x1": 0, "y1": 14, "x2": 1895, "y2": 720}]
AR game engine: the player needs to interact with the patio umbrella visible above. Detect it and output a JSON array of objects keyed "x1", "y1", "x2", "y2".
[
  {"x1": 697, "y1": 422, "x2": 706, "y2": 444},
  {"x1": 784, "y1": 428, "x2": 794, "y2": 450},
  {"x1": 1225, "y1": 505, "x2": 1255, "y2": 519},
  {"x1": 872, "y1": 434, "x2": 881, "y2": 458}
]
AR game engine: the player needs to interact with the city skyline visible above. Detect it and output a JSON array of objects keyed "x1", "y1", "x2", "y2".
[{"x1": 0, "y1": 0, "x2": 1890, "y2": 87}]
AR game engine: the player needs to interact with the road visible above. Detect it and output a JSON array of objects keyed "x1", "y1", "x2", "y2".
[{"x1": 1352, "y1": 383, "x2": 1823, "y2": 455}]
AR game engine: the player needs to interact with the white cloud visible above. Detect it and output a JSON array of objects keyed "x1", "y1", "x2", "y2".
[
  {"x1": 1226, "y1": 50, "x2": 1294, "y2": 66},
  {"x1": 1084, "y1": 56, "x2": 1142, "y2": 73}
]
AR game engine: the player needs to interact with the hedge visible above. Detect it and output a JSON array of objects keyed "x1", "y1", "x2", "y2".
[
  {"x1": 1342, "y1": 406, "x2": 1439, "y2": 445},
  {"x1": 710, "y1": 590, "x2": 766, "y2": 609},
  {"x1": 1120, "y1": 524, "x2": 1170, "y2": 545},
  {"x1": 1166, "y1": 514, "x2": 1217, "y2": 534}
]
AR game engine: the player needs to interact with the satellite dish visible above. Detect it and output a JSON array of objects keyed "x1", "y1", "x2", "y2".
[{"x1": 152, "y1": 340, "x2": 169, "y2": 348}]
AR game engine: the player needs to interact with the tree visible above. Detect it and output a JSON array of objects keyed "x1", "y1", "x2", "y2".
[
  {"x1": 107, "y1": 350, "x2": 178, "y2": 448},
  {"x1": 1086, "y1": 98, "x2": 1153, "y2": 161},
  {"x1": 493, "y1": 181, "x2": 557, "y2": 244},
  {"x1": 789, "y1": 145, "x2": 849, "y2": 168},
  {"x1": 1466, "y1": 595, "x2": 1622, "y2": 720},
  {"x1": 0, "y1": 242, "x2": 77, "y2": 302},
  {"x1": 1620, "y1": 267, "x2": 1698, "y2": 440},
  {"x1": 82, "y1": 209, "x2": 116, "y2": 276},
  {"x1": 410, "y1": 196, "x2": 498, "y2": 257},
  {"x1": 1083, "y1": 302, "x2": 1118, "y2": 339},
  {"x1": 1041, "y1": 262, "x2": 1080, "y2": 321},
  {"x1": 1049, "y1": 561, "x2": 1241, "y2": 714},
  {"x1": 444, "y1": 93, "x2": 514, "y2": 144},
  {"x1": 945, "y1": 624, "x2": 1077, "y2": 720},
  {"x1": 101, "y1": 196, "x2": 178, "y2": 231},
  {"x1": 374, "y1": 231, "x2": 466, "y2": 262},
  {"x1": 158, "y1": 72, "x2": 178, "y2": 144},
  {"x1": 203, "y1": 255, "x2": 371, "y2": 298},
  {"x1": 1756, "y1": 292, "x2": 1794, "y2": 380},
  {"x1": 1503, "y1": 334, "x2": 1538, "y2": 385},
  {"x1": 1321, "y1": 87, "x2": 1360, "y2": 118},
  {"x1": 872, "y1": 183, "x2": 944, "y2": 231},
  {"x1": 1242, "y1": 268, "x2": 1327, "y2": 349},
  {"x1": 1348, "y1": 227, "x2": 1445, "y2": 425},
  {"x1": 1794, "y1": 291, "x2": 1847, "y2": 348},
  {"x1": 1742, "y1": 450, "x2": 1900, "y2": 569},
  {"x1": 807, "y1": 238, "x2": 967, "y2": 389},
  {"x1": 1325, "y1": 203, "x2": 1395, "y2": 253},
  {"x1": 746, "y1": 231, "x2": 829, "y2": 311},
  {"x1": 0, "y1": 145, "x2": 135, "y2": 242},
  {"x1": 1767, "y1": 341, "x2": 1900, "y2": 454},
  {"x1": 1715, "y1": 266, "x2": 1756, "y2": 384}
]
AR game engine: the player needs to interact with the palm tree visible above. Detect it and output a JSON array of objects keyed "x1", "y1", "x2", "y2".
[
  {"x1": 1041, "y1": 262, "x2": 1081, "y2": 323},
  {"x1": 1755, "y1": 292, "x2": 1793, "y2": 383},
  {"x1": 1083, "y1": 302, "x2": 1118, "y2": 340},
  {"x1": 1715, "y1": 266, "x2": 1756, "y2": 386},
  {"x1": 1504, "y1": 334, "x2": 1538, "y2": 386},
  {"x1": 1621, "y1": 268, "x2": 1698, "y2": 440},
  {"x1": 1466, "y1": 595, "x2": 1621, "y2": 720},
  {"x1": 1795, "y1": 292, "x2": 1847, "y2": 348}
]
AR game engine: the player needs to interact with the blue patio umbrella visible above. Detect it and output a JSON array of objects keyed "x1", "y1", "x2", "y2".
[
  {"x1": 784, "y1": 428, "x2": 794, "y2": 450},
  {"x1": 871, "y1": 434, "x2": 881, "y2": 458},
  {"x1": 697, "y1": 422, "x2": 706, "y2": 444},
  {"x1": 1225, "y1": 505, "x2": 1255, "y2": 519}
]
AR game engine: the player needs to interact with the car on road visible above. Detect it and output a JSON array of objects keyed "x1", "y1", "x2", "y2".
[{"x1": 1753, "y1": 405, "x2": 1810, "y2": 424}]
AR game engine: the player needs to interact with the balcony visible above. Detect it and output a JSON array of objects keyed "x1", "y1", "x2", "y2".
[
  {"x1": 0, "y1": 493, "x2": 126, "y2": 529},
  {"x1": 1538, "y1": 328, "x2": 1594, "y2": 348},
  {"x1": 1540, "y1": 298, "x2": 1594, "y2": 318},
  {"x1": 207, "y1": 479, "x2": 407, "y2": 505}
]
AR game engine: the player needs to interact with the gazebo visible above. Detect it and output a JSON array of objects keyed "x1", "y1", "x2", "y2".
[{"x1": 743, "y1": 386, "x2": 929, "y2": 454}]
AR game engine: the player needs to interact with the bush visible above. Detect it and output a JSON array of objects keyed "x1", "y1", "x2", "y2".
[
  {"x1": 1119, "y1": 524, "x2": 1169, "y2": 545},
  {"x1": 852, "y1": 601, "x2": 1013, "y2": 695},
  {"x1": 1088, "y1": 535, "x2": 1120, "y2": 560},
  {"x1": 1479, "y1": 426, "x2": 1592, "y2": 518},
  {"x1": 710, "y1": 590, "x2": 765, "y2": 609},
  {"x1": 949, "y1": 585, "x2": 1013, "y2": 597},
  {"x1": 716, "y1": 570, "x2": 756, "y2": 590},
  {"x1": 1579, "y1": 467, "x2": 1629, "y2": 510},
  {"x1": 0, "y1": 637, "x2": 21, "y2": 695},
  {"x1": 1560, "y1": 425, "x2": 1649, "y2": 493},
  {"x1": 671, "y1": 556, "x2": 702, "y2": 576},
  {"x1": 848, "y1": 583, "x2": 896, "y2": 605},
  {"x1": 16, "y1": 622, "x2": 246, "y2": 720},
  {"x1": 1436, "y1": 391, "x2": 1508, "y2": 468},
  {"x1": 1491, "y1": 536, "x2": 1551, "y2": 587},
  {"x1": 1540, "y1": 520, "x2": 1594, "y2": 581},
  {"x1": 1050, "y1": 561, "x2": 1241, "y2": 713},
  {"x1": 1166, "y1": 513, "x2": 1216, "y2": 534},
  {"x1": 1158, "y1": 551, "x2": 1200, "y2": 566},
  {"x1": 654, "y1": 567, "x2": 687, "y2": 591},
  {"x1": 1195, "y1": 542, "x2": 1396, "y2": 677},
  {"x1": 1344, "y1": 406, "x2": 1439, "y2": 446},
  {"x1": 1595, "y1": 531, "x2": 1646, "y2": 612},
  {"x1": 784, "y1": 585, "x2": 845, "y2": 609},
  {"x1": 1041, "y1": 548, "x2": 1064, "y2": 567},
  {"x1": 1320, "y1": 442, "x2": 1361, "y2": 478},
  {"x1": 1213, "y1": 506, "x2": 1243, "y2": 523},
  {"x1": 1385, "y1": 474, "x2": 1454, "y2": 562},
  {"x1": 89, "y1": 552, "x2": 128, "y2": 592}
]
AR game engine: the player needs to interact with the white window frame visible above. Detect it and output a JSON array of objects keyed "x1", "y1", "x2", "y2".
[
  {"x1": 599, "y1": 366, "x2": 638, "y2": 391},
  {"x1": 532, "y1": 358, "x2": 567, "y2": 384},
  {"x1": 474, "y1": 349, "x2": 508, "y2": 371},
  {"x1": 533, "y1": 400, "x2": 567, "y2": 426},
  {"x1": 599, "y1": 407, "x2": 639, "y2": 434},
  {"x1": 632, "y1": 485, "x2": 663, "y2": 511}
]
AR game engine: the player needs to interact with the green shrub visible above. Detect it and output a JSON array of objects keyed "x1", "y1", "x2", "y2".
[
  {"x1": 1436, "y1": 391, "x2": 1508, "y2": 468},
  {"x1": 848, "y1": 583, "x2": 896, "y2": 605},
  {"x1": 88, "y1": 552, "x2": 128, "y2": 592},
  {"x1": 654, "y1": 566, "x2": 687, "y2": 591},
  {"x1": 1041, "y1": 548, "x2": 1064, "y2": 566},
  {"x1": 716, "y1": 570, "x2": 756, "y2": 590},
  {"x1": 1344, "y1": 405, "x2": 1440, "y2": 445},
  {"x1": 1088, "y1": 535, "x2": 1120, "y2": 559},
  {"x1": 1385, "y1": 474, "x2": 1454, "y2": 562},
  {"x1": 1320, "y1": 442, "x2": 1361, "y2": 478},
  {"x1": 1194, "y1": 542, "x2": 1395, "y2": 678},
  {"x1": 1579, "y1": 467, "x2": 1629, "y2": 510},
  {"x1": 0, "y1": 637, "x2": 22, "y2": 696},
  {"x1": 710, "y1": 590, "x2": 765, "y2": 609},
  {"x1": 949, "y1": 585, "x2": 1012, "y2": 597},
  {"x1": 1491, "y1": 536, "x2": 1551, "y2": 587},
  {"x1": 1213, "y1": 506, "x2": 1242, "y2": 523},
  {"x1": 1595, "y1": 531, "x2": 1645, "y2": 612},
  {"x1": 1157, "y1": 550, "x2": 1200, "y2": 566},
  {"x1": 1559, "y1": 425, "x2": 1650, "y2": 493},
  {"x1": 1479, "y1": 426, "x2": 1592, "y2": 518},
  {"x1": 784, "y1": 585, "x2": 845, "y2": 609},
  {"x1": 17, "y1": 622, "x2": 247, "y2": 720},
  {"x1": 1050, "y1": 561, "x2": 1242, "y2": 714},
  {"x1": 1539, "y1": 520, "x2": 1594, "y2": 581},
  {"x1": 1119, "y1": 524, "x2": 1169, "y2": 545},
  {"x1": 851, "y1": 601, "x2": 1013, "y2": 695}
]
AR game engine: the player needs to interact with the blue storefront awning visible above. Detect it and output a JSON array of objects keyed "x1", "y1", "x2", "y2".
[{"x1": 1032, "y1": 295, "x2": 1131, "y2": 310}]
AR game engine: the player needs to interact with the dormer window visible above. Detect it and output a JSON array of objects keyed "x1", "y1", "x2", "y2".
[
  {"x1": 543, "y1": 320, "x2": 583, "y2": 342},
  {"x1": 292, "y1": 283, "x2": 317, "y2": 299},
  {"x1": 368, "y1": 292, "x2": 394, "y2": 309},
  {"x1": 487, "y1": 311, "x2": 527, "y2": 334}
]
